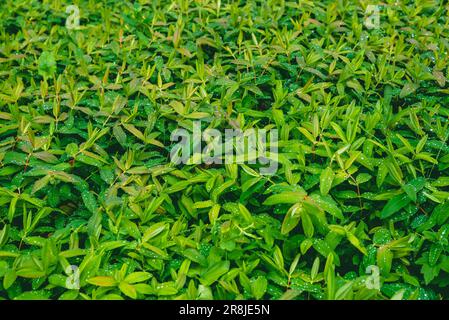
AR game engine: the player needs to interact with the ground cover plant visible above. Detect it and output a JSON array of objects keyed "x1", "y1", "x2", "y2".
[{"x1": 1, "y1": 0, "x2": 449, "y2": 300}]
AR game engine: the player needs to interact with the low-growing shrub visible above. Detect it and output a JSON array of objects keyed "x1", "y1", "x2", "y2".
[{"x1": 0, "y1": 0, "x2": 449, "y2": 300}]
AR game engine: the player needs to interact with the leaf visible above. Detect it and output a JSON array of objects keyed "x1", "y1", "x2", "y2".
[
  {"x1": 3, "y1": 269, "x2": 16, "y2": 289},
  {"x1": 399, "y1": 82, "x2": 418, "y2": 98},
  {"x1": 123, "y1": 123, "x2": 145, "y2": 141},
  {"x1": 113, "y1": 125, "x2": 127, "y2": 145},
  {"x1": 8, "y1": 196, "x2": 18, "y2": 222},
  {"x1": 81, "y1": 190, "x2": 98, "y2": 214},
  {"x1": 297, "y1": 127, "x2": 315, "y2": 143},
  {"x1": 38, "y1": 51, "x2": 56, "y2": 78},
  {"x1": 0, "y1": 224, "x2": 9, "y2": 247},
  {"x1": 301, "y1": 209, "x2": 314, "y2": 238},
  {"x1": 238, "y1": 203, "x2": 252, "y2": 222},
  {"x1": 324, "y1": 254, "x2": 335, "y2": 300},
  {"x1": 309, "y1": 194, "x2": 344, "y2": 220},
  {"x1": 32, "y1": 176, "x2": 51, "y2": 193},
  {"x1": 14, "y1": 290, "x2": 51, "y2": 300},
  {"x1": 200, "y1": 261, "x2": 230, "y2": 286},
  {"x1": 273, "y1": 246, "x2": 284, "y2": 271},
  {"x1": 65, "y1": 143, "x2": 79, "y2": 156},
  {"x1": 311, "y1": 257, "x2": 320, "y2": 280},
  {"x1": 76, "y1": 154, "x2": 104, "y2": 167},
  {"x1": 208, "y1": 204, "x2": 221, "y2": 224},
  {"x1": 125, "y1": 272, "x2": 152, "y2": 284},
  {"x1": 415, "y1": 153, "x2": 438, "y2": 164},
  {"x1": 377, "y1": 247, "x2": 393, "y2": 275},
  {"x1": 183, "y1": 249, "x2": 207, "y2": 267},
  {"x1": 347, "y1": 232, "x2": 367, "y2": 255},
  {"x1": 119, "y1": 282, "x2": 138, "y2": 299},
  {"x1": 433, "y1": 70, "x2": 446, "y2": 87},
  {"x1": 250, "y1": 276, "x2": 267, "y2": 300},
  {"x1": 263, "y1": 192, "x2": 306, "y2": 205},
  {"x1": 373, "y1": 228, "x2": 391, "y2": 245},
  {"x1": 380, "y1": 194, "x2": 411, "y2": 219},
  {"x1": 428, "y1": 244, "x2": 442, "y2": 266},
  {"x1": 320, "y1": 167, "x2": 335, "y2": 195},
  {"x1": 142, "y1": 222, "x2": 166, "y2": 243},
  {"x1": 402, "y1": 177, "x2": 426, "y2": 202},
  {"x1": 87, "y1": 276, "x2": 117, "y2": 287},
  {"x1": 281, "y1": 203, "x2": 303, "y2": 234},
  {"x1": 156, "y1": 282, "x2": 178, "y2": 296},
  {"x1": 211, "y1": 180, "x2": 235, "y2": 202}
]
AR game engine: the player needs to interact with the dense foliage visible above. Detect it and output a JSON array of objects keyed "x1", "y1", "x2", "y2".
[{"x1": 1, "y1": 0, "x2": 449, "y2": 300}]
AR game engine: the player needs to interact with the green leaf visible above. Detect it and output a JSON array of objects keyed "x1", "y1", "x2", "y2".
[
  {"x1": 119, "y1": 281, "x2": 138, "y2": 299},
  {"x1": 38, "y1": 51, "x2": 56, "y2": 78},
  {"x1": 301, "y1": 210, "x2": 314, "y2": 238},
  {"x1": 320, "y1": 167, "x2": 335, "y2": 195},
  {"x1": 309, "y1": 194, "x2": 344, "y2": 220},
  {"x1": 14, "y1": 290, "x2": 51, "y2": 300},
  {"x1": 428, "y1": 244, "x2": 442, "y2": 266},
  {"x1": 125, "y1": 272, "x2": 152, "y2": 284},
  {"x1": 183, "y1": 249, "x2": 207, "y2": 267},
  {"x1": 377, "y1": 247, "x2": 393, "y2": 275},
  {"x1": 273, "y1": 246, "x2": 284, "y2": 271},
  {"x1": 380, "y1": 194, "x2": 411, "y2": 219},
  {"x1": 402, "y1": 177, "x2": 426, "y2": 202},
  {"x1": 142, "y1": 223, "x2": 166, "y2": 243},
  {"x1": 65, "y1": 143, "x2": 79, "y2": 156},
  {"x1": 87, "y1": 276, "x2": 117, "y2": 287},
  {"x1": 347, "y1": 232, "x2": 367, "y2": 255},
  {"x1": 3, "y1": 269, "x2": 16, "y2": 289},
  {"x1": 250, "y1": 276, "x2": 267, "y2": 300},
  {"x1": 32, "y1": 176, "x2": 51, "y2": 193},
  {"x1": 81, "y1": 190, "x2": 98, "y2": 214},
  {"x1": 399, "y1": 82, "x2": 418, "y2": 98},
  {"x1": 200, "y1": 261, "x2": 230, "y2": 286},
  {"x1": 8, "y1": 196, "x2": 18, "y2": 222},
  {"x1": 238, "y1": 203, "x2": 252, "y2": 222},
  {"x1": 263, "y1": 192, "x2": 306, "y2": 205},
  {"x1": 281, "y1": 203, "x2": 303, "y2": 234}
]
